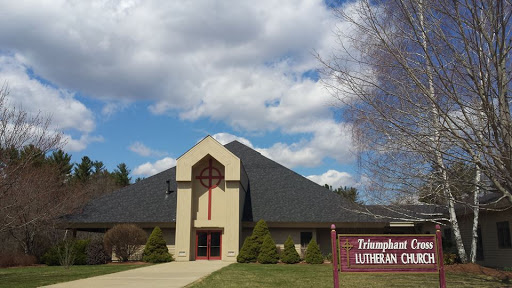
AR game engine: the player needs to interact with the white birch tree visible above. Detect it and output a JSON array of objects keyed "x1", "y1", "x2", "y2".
[{"x1": 319, "y1": 0, "x2": 512, "y2": 263}]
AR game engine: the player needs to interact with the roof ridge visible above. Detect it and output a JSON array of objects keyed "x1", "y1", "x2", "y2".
[{"x1": 224, "y1": 140, "x2": 330, "y2": 192}]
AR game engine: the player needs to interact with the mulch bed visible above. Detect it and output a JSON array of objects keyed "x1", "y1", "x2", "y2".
[{"x1": 445, "y1": 263, "x2": 512, "y2": 280}]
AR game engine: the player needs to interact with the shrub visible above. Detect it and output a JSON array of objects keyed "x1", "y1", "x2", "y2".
[
  {"x1": 143, "y1": 227, "x2": 173, "y2": 263},
  {"x1": 237, "y1": 219, "x2": 271, "y2": 263},
  {"x1": 41, "y1": 239, "x2": 89, "y2": 267},
  {"x1": 237, "y1": 235, "x2": 259, "y2": 263},
  {"x1": 257, "y1": 234, "x2": 279, "y2": 264},
  {"x1": 281, "y1": 236, "x2": 300, "y2": 264},
  {"x1": 236, "y1": 219, "x2": 270, "y2": 263},
  {"x1": 252, "y1": 219, "x2": 271, "y2": 251},
  {"x1": 31, "y1": 231, "x2": 61, "y2": 262},
  {"x1": 41, "y1": 245, "x2": 60, "y2": 266},
  {"x1": 443, "y1": 253, "x2": 458, "y2": 265},
  {"x1": 0, "y1": 252, "x2": 37, "y2": 268},
  {"x1": 104, "y1": 224, "x2": 147, "y2": 262},
  {"x1": 86, "y1": 237, "x2": 110, "y2": 265},
  {"x1": 305, "y1": 239, "x2": 324, "y2": 264},
  {"x1": 73, "y1": 239, "x2": 89, "y2": 265},
  {"x1": 59, "y1": 240, "x2": 77, "y2": 268}
]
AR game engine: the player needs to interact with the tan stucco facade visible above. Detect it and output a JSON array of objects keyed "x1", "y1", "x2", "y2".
[{"x1": 174, "y1": 136, "x2": 246, "y2": 262}]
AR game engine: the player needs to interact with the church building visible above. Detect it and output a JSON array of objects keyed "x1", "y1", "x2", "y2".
[{"x1": 62, "y1": 136, "x2": 446, "y2": 262}]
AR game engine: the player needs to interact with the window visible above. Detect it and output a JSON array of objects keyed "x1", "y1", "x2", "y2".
[
  {"x1": 300, "y1": 232, "x2": 312, "y2": 247},
  {"x1": 497, "y1": 221, "x2": 511, "y2": 249},
  {"x1": 476, "y1": 227, "x2": 484, "y2": 260},
  {"x1": 442, "y1": 228, "x2": 454, "y2": 251},
  {"x1": 443, "y1": 228, "x2": 452, "y2": 241}
]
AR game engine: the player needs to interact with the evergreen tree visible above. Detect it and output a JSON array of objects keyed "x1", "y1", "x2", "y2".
[
  {"x1": 20, "y1": 145, "x2": 45, "y2": 167},
  {"x1": 92, "y1": 161, "x2": 105, "y2": 175},
  {"x1": 1, "y1": 146, "x2": 20, "y2": 165},
  {"x1": 48, "y1": 149, "x2": 73, "y2": 177},
  {"x1": 237, "y1": 219, "x2": 271, "y2": 263},
  {"x1": 333, "y1": 186, "x2": 360, "y2": 204},
  {"x1": 143, "y1": 226, "x2": 173, "y2": 263},
  {"x1": 113, "y1": 163, "x2": 131, "y2": 187},
  {"x1": 237, "y1": 235, "x2": 259, "y2": 263},
  {"x1": 305, "y1": 239, "x2": 323, "y2": 264},
  {"x1": 252, "y1": 219, "x2": 270, "y2": 251},
  {"x1": 257, "y1": 234, "x2": 279, "y2": 264},
  {"x1": 74, "y1": 156, "x2": 93, "y2": 182},
  {"x1": 281, "y1": 235, "x2": 300, "y2": 264}
]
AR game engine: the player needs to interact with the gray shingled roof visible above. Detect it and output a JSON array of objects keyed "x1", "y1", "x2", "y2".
[
  {"x1": 224, "y1": 141, "x2": 378, "y2": 223},
  {"x1": 64, "y1": 140, "x2": 435, "y2": 225},
  {"x1": 63, "y1": 167, "x2": 177, "y2": 224}
]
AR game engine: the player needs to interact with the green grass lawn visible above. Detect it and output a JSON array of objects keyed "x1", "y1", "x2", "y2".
[
  {"x1": 187, "y1": 263, "x2": 510, "y2": 288},
  {"x1": 0, "y1": 264, "x2": 149, "y2": 288}
]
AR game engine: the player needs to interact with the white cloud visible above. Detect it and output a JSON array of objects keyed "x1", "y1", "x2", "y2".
[
  {"x1": 210, "y1": 127, "x2": 353, "y2": 170},
  {"x1": 101, "y1": 101, "x2": 130, "y2": 117},
  {"x1": 0, "y1": 55, "x2": 95, "y2": 133},
  {"x1": 128, "y1": 141, "x2": 168, "y2": 157},
  {"x1": 0, "y1": 55, "x2": 101, "y2": 152},
  {"x1": 258, "y1": 141, "x2": 319, "y2": 168},
  {"x1": 307, "y1": 170, "x2": 357, "y2": 189},
  {"x1": 0, "y1": 1, "x2": 337, "y2": 106},
  {"x1": 63, "y1": 134, "x2": 104, "y2": 152},
  {"x1": 0, "y1": 1, "x2": 362, "y2": 168},
  {"x1": 133, "y1": 157, "x2": 177, "y2": 176},
  {"x1": 178, "y1": 72, "x2": 332, "y2": 134},
  {"x1": 256, "y1": 120, "x2": 354, "y2": 168},
  {"x1": 212, "y1": 133, "x2": 253, "y2": 148},
  {"x1": 0, "y1": 1, "x2": 341, "y2": 126}
]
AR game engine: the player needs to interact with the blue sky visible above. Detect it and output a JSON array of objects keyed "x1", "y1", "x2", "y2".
[{"x1": 0, "y1": 0, "x2": 361, "y2": 189}]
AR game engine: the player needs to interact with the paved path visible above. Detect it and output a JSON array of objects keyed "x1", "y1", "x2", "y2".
[{"x1": 42, "y1": 261, "x2": 231, "y2": 288}]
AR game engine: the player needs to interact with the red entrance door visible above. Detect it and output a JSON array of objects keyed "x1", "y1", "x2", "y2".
[{"x1": 196, "y1": 231, "x2": 222, "y2": 260}]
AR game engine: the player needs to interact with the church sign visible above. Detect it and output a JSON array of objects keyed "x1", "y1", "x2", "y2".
[
  {"x1": 329, "y1": 224, "x2": 446, "y2": 288},
  {"x1": 338, "y1": 234, "x2": 438, "y2": 273}
]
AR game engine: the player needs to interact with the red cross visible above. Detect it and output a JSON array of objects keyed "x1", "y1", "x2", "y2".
[{"x1": 195, "y1": 158, "x2": 224, "y2": 220}]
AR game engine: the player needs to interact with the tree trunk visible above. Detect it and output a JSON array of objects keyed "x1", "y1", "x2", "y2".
[
  {"x1": 418, "y1": 0, "x2": 468, "y2": 263},
  {"x1": 469, "y1": 164, "x2": 481, "y2": 263},
  {"x1": 447, "y1": 193, "x2": 468, "y2": 263}
]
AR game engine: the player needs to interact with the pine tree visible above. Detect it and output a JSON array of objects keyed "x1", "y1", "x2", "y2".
[
  {"x1": 305, "y1": 239, "x2": 324, "y2": 264},
  {"x1": 74, "y1": 156, "x2": 93, "y2": 182},
  {"x1": 257, "y1": 234, "x2": 279, "y2": 264},
  {"x1": 92, "y1": 161, "x2": 105, "y2": 175},
  {"x1": 252, "y1": 219, "x2": 270, "y2": 252},
  {"x1": 48, "y1": 150, "x2": 73, "y2": 177},
  {"x1": 113, "y1": 163, "x2": 131, "y2": 187},
  {"x1": 237, "y1": 219, "x2": 271, "y2": 263},
  {"x1": 281, "y1": 235, "x2": 300, "y2": 264},
  {"x1": 237, "y1": 235, "x2": 259, "y2": 263},
  {"x1": 20, "y1": 145, "x2": 45, "y2": 167},
  {"x1": 143, "y1": 226, "x2": 173, "y2": 263}
]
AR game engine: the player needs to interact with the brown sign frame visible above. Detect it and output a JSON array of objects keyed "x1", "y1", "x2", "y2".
[{"x1": 338, "y1": 234, "x2": 439, "y2": 273}]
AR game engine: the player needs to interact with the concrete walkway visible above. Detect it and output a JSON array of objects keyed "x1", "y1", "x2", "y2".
[{"x1": 42, "y1": 261, "x2": 231, "y2": 288}]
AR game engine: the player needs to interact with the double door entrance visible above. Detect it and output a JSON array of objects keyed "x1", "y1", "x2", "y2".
[{"x1": 196, "y1": 230, "x2": 221, "y2": 260}]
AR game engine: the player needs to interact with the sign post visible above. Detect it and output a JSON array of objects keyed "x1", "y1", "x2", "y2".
[
  {"x1": 331, "y1": 224, "x2": 339, "y2": 288},
  {"x1": 436, "y1": 225, "x2": 446, "y2": 288}
]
